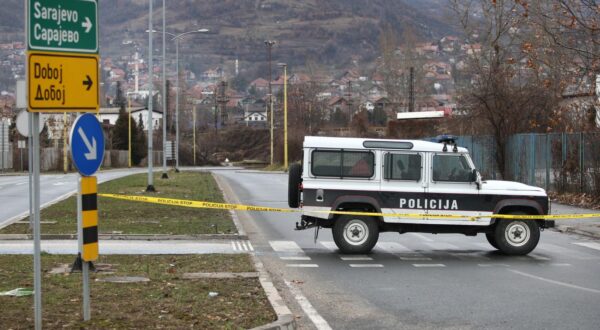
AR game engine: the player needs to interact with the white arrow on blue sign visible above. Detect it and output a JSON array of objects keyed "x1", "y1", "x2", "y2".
[{"x1": 70, "y1": 113, "x2": 104, "y2": 176}]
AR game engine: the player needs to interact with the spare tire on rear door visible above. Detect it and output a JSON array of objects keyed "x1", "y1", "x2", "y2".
[{"x1": 288, "y1": 163, "x2": 302, "y2": 208}]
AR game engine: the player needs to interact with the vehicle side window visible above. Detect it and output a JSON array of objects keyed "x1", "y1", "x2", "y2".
[
  {"x1": 432, "y1": 154, "x2": 472, "y2": 182},
  {"x1": 384, "y1": 153, "x2": 421, "y2": 181},
  {"x1": 311, "y1": 150, "x2": 374, "y2": 178}
]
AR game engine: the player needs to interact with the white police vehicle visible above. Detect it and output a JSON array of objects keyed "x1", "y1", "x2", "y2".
[{"x1": 288, "y1": 136, "x2": 554, "y2": 255}]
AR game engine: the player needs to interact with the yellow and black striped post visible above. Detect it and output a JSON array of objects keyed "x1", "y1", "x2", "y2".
[{"x1": 80, "y1": 176, "x2": 98, "y2": 261}]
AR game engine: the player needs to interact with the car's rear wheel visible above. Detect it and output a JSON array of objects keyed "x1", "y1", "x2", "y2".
[
  {"x1": 493, "y1": 212, "x2": 540, "y2": 255},
  {"x1": 332, "y1": 215, "x2": 379, "y2": 254},
  {"x1": 288, "y1": 163, "x2": 302, "y2": 208}
]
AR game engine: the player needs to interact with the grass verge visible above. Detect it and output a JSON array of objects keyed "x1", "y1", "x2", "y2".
[
  {"x1": 0, "y1": 171, "x2": 236, "y2": 235},
  {"x1": 0, "y1": 254, "x2": 276, "y2": 329}
]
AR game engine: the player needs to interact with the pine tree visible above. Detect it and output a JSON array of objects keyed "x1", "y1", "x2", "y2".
[
  {"x1": 111, "y1": 82, "x2": 129, "y2": 150},
  {"x1": 131, "y1": 113, "x2": 147, "y2": 165}
]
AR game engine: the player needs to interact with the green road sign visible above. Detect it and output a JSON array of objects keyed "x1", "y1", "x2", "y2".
[{"x1": 28, "y1": 0, "x2": 98, "y2": 53}]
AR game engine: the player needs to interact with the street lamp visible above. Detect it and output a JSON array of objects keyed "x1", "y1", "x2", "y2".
[
  {"x1": 278, "y1": 63, "x2": 288, "y2": 170},
  {"x1": 265, "y1": 40, "x2": 275, "y2": 166},
  {"x1": 146, "y1": 0, "x2": 155, "y2": 192},
  {"x1": 146, "y1": 27, "x2": 209, "y2": 171}
]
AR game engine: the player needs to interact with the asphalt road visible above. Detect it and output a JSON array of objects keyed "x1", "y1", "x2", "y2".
[
  {"x1": 215, "y1": 169, "x2": 600, "y2": 330},
  {"x1": 0, "y1": 168, "x2": 145, "y2": 229}
]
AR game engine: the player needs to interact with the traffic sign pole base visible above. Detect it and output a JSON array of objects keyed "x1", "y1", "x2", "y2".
[
  {"x1": 146, "y1": 185, "x2": 156, "y2": 192},
  {"x1": 161, "y1": 172, "x2": 169, "y2": 179},
  {"x1": 70, "y1": 253, "x2": 95, "y2": 273}
]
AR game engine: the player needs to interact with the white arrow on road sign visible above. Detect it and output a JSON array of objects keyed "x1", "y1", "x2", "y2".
[
  {"x1": 82, "y1": 17, "x2": 93, "y2": 33},
  {"x1": 77, "y1": 127, "x2": 97, "y2": 160}
]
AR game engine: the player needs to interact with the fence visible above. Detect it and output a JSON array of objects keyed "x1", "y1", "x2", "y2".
[{"x1": 453, "y1": 133, "x2": 600, "y2": 194}]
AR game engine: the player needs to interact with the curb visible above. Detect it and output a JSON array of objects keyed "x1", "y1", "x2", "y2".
[
  {"x1": 0, "y1": 233, "x2": 248, "y2": 241},
  {"x1": 554, "y1": 225, "x2": 600, "y2": 240},
  {"x1": 214, "y1": 173, "x2": 296, "y2": 330}
]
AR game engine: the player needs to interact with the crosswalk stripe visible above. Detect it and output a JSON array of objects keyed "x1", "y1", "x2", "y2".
[
  {"x1": 550, "y1": 263, "x2": 571, "y2": 266},
  {"x1": 286, "y1": 264, "x2": 319, "y2": 268},
  {"x1": 573, "y1": 242, "x2": 600, "y2": 251},
  {"x1": 349, "y1": 264, "x2": 384, "y2": 268},
  {"x1": 319, "y1": 241, "x2": 338, "y2": 251},
  {"x1": 426, "y1": 242, "x2": 461, "y2": 250},
  {"x1": 539, "y1": 243, "x2": 599, "y2": 260},
  {"x1": 376, "y1": 242, "x2": 430, "y2": 260},
  {"x1": 399, "y1": 256, "x2": 432, "y2": 261},
  {"x1": 340, "y1": 256, "x2": 373, "y2": 261},
  {"x1": 280, "y1": 256, "x2": 311, "y2": 261},
  {"x1": 270, "y1": 240, "x2": 304, "y2": 253},
  {"x1": 413, "y1": 264, "x2": 445, "y2": 267},
  {"x1": 478, "y1": 263, "x2": 510, "y2": 267}
]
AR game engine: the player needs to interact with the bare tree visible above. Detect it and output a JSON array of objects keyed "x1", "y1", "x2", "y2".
[{"x1": 450, "y1": 0, "x2": 558, "y2": 178}]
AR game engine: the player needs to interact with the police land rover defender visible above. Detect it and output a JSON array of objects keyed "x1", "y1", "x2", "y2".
[{"x1": 288, "y1": 136, "x2": 554, "y2": 255}]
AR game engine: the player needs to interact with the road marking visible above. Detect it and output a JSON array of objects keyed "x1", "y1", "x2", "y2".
[
  {"x1": 410, "y1": 233, "x2": 434, "y2": 242},
  {"x1": 413, "y1": 263, "x2": 445, "y2": 267},
  {"x1": 285, "y1": 280, "x2": 332, "y2": 330},
  {"x1": 340, "y1": 255, "x2": 373, "y2": 261},
  {"x1": 478, "y1": 263, "x2": 510, "y2": 267},
  {"x1": 425, "y1": 242, "x2": 460, "y2": 250},
  {"x1": 349, "y1": 264, "x2": 383, "y2": 268},
  {"x1": 377, "y1": 241, "x2": 430, "y2": 260},
  {"x1": 528, "y1": 253, "x2": 551, "y2": 261},
  {"x1": 270, "y1": 240, "x2": 304, "y2": 253},
  {"x1": 52, "y1": 182, "x2": 66, "y2": 186},
  {"x1": 319, "y1": 241, "x2": 338, "y2": 251},
  {"x1": 573, "y1": 242, "x2": 600, "y2": 251},
  {"x1": 539, "y1": 243, "x2": 599, "y2": 260},
  {"x1": 550, "y1": 263, "x2": 572, "y2": 266},
  {"x1": 400, "y1": 256, "x2": 433, "y2": 261},
  {"x1": 286, "y1": 264, "x2": 319, "y2": 268},
  {"x1": 280, "y1": 256, "x2": 311, "y2": 261},
  {"x1": 508, "y1": 269, "x2": 600, "y2": 294},
  {"x1": 231, "y1": 240, "x2": 253, "y2": 252},
  {"x1": 16, "y1": 182, "x2": 27, "y2": 186}
]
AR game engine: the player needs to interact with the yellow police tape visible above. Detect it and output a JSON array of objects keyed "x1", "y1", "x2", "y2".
[{"x1": 98, "y1": 193, "x2": 600, "y2": 221}]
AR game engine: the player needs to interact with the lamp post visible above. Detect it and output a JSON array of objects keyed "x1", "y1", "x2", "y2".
[
  {"x1": 278, "y1": 63, "x2": 288, "y2": 169},
  {"x1": 264, "y1": 40, "x2": 275, "y2": 166},
  {"x1": 146, "y1": 0, "x2": 155, "y2": 192},
  {"x1": 147, "y1": 27, "x2": 209, "y2": 170},
  {"x1": 161, "y1": 0, "x2": 168, "y2": 179}
]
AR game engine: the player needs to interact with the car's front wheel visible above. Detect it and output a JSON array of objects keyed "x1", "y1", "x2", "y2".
[
  {"x1": 493, "y1": 213, "x2": 540, "y2": 255},
  {"x1": 332, "y1": 215, "x2": 379, "y2": 254}
]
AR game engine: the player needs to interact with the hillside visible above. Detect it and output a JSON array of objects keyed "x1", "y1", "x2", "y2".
[{"x1": 1, "y1": 0, "x2": 456, "y2": 84}]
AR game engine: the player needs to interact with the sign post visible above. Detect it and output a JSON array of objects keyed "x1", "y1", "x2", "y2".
[
  {"x1": 27, "y1": 0, "x2": 99, "y2": 325},
  {"x1": 70, "y1": 113, "x2": 104, "y2": 321}
]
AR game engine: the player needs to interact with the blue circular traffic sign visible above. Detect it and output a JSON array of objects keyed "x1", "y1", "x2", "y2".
[{"x1": 70, "y1": 113, "x2": 105, "y2": 176}]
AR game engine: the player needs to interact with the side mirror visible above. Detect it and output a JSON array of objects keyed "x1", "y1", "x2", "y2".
[{"x1": 471, "y1": 169, "x2": 482, "y2": 189}]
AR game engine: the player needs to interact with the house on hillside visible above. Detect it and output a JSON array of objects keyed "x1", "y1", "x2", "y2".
[{"x1": 248, "y1": 78, "x2": 269, "y2": 95}]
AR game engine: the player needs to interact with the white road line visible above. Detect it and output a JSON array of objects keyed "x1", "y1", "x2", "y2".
[
  {"x1": 509, "y1": 269, "x2": 600, "y2": 294},
  {"x1": 236, "y1": 241, "x2": 242, "y2": 251},
  {"x1": 539, "y1": 243, "x2": 598, "y2": 260},
  {"x1": 528, "y1": 253, "x2": 551, "y2": 261},
  {"x1": 478, "y1": 263, "x2": 510, "y2": 267},
  {"x1": 270, "y1": 240, "x2": 304, "y2": 253},
  {"x1": 285, "y1": 280, "x2": 332, "y2": 330},
  {"x1": 413, "y1": 264, "x2": 446, "y2": 267},
  {"x1": 340, "y1": 256, "x2": 373, "y2": 261},
  {"x1": 376, "y1": 242, "x2": 411, "y2": 253},
  {"x1": 410, "y1": 233, "x2": 434, "y2": 242},
  {"x1": 231, "y1": 241, "x2": 236, "y2": 251},
  {"x1": 550, "y1": 263, "x2": 572, "y2": 267},
  {"x1": 286, "y1": 264, "x2": 319, "y2": 268},
  {"x1": 247, "y1": 241, "x2": 254, "y2": 251},
  {"x1": 349, "y1": 264, "x2": 383, "y2": 268},
  {"x1": 425, "y1": 242, "x2": 460, "y2": 250},
  {"x1": 573, "y1": 242, "x2": 600, "y2": 251},
  {"x1": 319, "y1": 241, "x2": 338, "y2": 251},
  {"x1": 400, "y1": 256, "x2": 432, "y2": 261},
  {"x1": 16, "y1": 182, "x2": 27, "y2": 186},
  {"x1": 280, "y1": 256, "x2": 311, "y2": 261}
]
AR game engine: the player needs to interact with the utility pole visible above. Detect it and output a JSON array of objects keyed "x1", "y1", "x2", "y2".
[
  {"x1": 63, "y1": 112, "x2": 67, "y2": 173},
  {"x1": 146, "y1": 0, "x2": 156, "y2": 192},
  {"x1": 408, "y1": 66, "x2": 415, "y2": 112},
  {"x1": 265, "y1": 40, "x2": 275, "y2": 166},
  {"x1": 161, "y1": 0, "x2": 168, "y2": 179}
]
